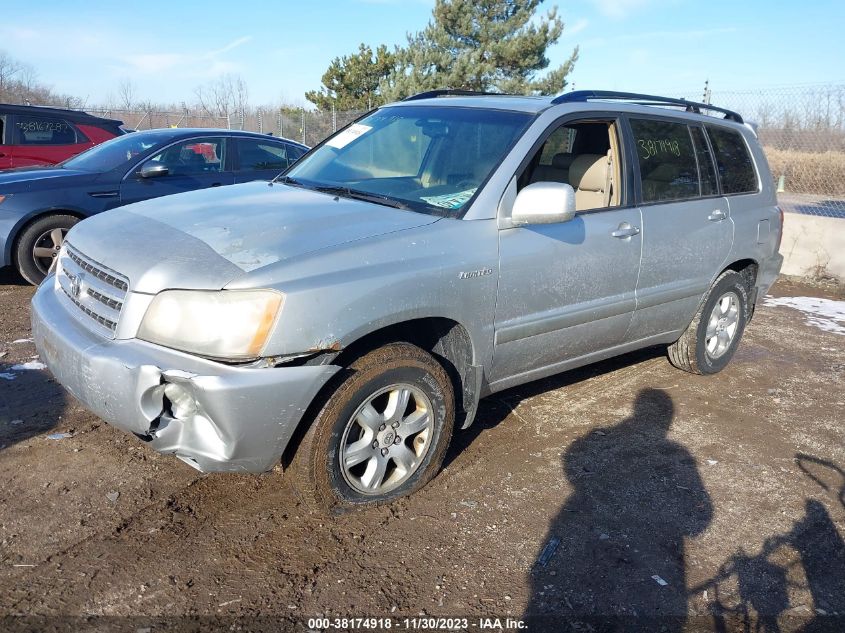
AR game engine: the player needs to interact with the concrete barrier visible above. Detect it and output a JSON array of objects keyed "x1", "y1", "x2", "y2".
[{"x1": 779, "y1": 213, "x2": 845, "y2": 280}]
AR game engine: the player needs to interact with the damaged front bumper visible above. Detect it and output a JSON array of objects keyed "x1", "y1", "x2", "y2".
[{"x1": 31, "y1": 281, "x2": 340, "y2": 473}]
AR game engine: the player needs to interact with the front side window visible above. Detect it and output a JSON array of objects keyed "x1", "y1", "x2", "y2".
[
  {"x1": 148, "y1": 137, "x2": 226, "y2": 175},
  {"x1": 706, "y1": 125, "x2": 758, "y2": 195},
  {"x1": 630, "y1": 118, "x2": 699, "y2": 203},
  {"x1": 15, "y1": 116, "x2": 78, "y2": 145},
  {"x1": 520, "y1": 119, "x2": 621, "y2": 212},
  {"x1": 237, "y1": 138, "x2": 289, "y2": 172},
  {"x1": 284, "y1": 106, "x2": 533, "y2": 216},
  {"x1": 63, "y1": 133, "x2": 164, "y2": 172}
]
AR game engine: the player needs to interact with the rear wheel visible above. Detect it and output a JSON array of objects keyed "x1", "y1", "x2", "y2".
[
  {"x1": 668, "y1": 270, "x2": 750, "y2": 375},
  {"x1": 288, "y1": 342, "x2": 455, "y2": 513},
  {"x1": 15, "y1": 214, "x2": 79, "y2": 285}
]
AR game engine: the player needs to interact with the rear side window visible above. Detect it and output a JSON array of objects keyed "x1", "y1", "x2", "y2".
[
  {"x1": 15, "y1": 116, "x2": 78, "y2": 145},
  {"x1": 237, "y1": 138, "x2": 289, "y2": 171},
  {"x1": 286, "y1": 143, "x2": 305, "y2": 162},
  {"x1": 630, "y1": 118, "x2": 698, "y2": 202},
  {"x1": 705, "y1": 125, "x2": 758, "y2": 194},
  {"x1": 0, "y1": 115, "x2": 5, "y2": 144}
]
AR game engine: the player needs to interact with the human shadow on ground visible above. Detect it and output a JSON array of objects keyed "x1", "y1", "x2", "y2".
[
  {"x1": 522, "y1": 388, "x2": 714, "y2": 632},
  {"x1": 694, "y1": 454, "x2": 845, "y2": 633}
]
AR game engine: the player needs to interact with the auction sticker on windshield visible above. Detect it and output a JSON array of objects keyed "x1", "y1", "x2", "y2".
[
  {"x1": 327, "y1": 123, "x2": 372, "y2": 149},
  {"x1": 421, "y1": 187, "x2": 477, "y2": 209}
]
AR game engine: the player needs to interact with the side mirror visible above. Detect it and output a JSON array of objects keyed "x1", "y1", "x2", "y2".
[
  {"x1": 139, "y1": 162, "x2": 169, "y2": 179},
  {"x1": 511, "y1": 182, "x2": 576, "y2": 226}
]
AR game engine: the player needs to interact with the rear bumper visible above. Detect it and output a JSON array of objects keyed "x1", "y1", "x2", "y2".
[
  {"x1": 31, "y1": 280, "x2": 340, "y2": 472},
  {"x1": 755, "y1": 252, "x2": 784, "y2": 305}
]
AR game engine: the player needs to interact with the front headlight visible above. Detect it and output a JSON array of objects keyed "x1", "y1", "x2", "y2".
[{"x1": 137, "y1": 289, "x2": 284, "y2": 360}]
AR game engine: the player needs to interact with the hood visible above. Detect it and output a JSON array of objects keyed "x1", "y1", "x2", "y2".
[
  {"x1": 64, "y1": 181, "x2": 440, "y2": 294},
  {"x1": 0, "y1": 167, "x2": 95, "y2": 192}
]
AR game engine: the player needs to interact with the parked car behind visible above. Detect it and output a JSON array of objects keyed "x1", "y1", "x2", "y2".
[
  {"x1": 0, "y1": 104, "x2": 125, "y2": 170},
  {"x1": 0, "y1": 128, "x2": 308, "y2": 283},
  {"x1": 31, "y1": 90, "x2": 783, "y2": 512}
]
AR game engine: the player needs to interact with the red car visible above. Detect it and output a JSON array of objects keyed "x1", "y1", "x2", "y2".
[{"x1": 0, "y1": 104, "x2": 124, "y2": 170}]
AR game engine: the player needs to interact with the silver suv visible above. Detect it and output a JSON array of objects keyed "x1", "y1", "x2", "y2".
[{"x1": 32, "y1": 90, "x2": 783, "y2": 511}]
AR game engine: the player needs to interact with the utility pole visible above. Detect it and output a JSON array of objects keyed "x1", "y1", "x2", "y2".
[{"x1": 702, "y1": 79, "x2": 711, "y2": 105}]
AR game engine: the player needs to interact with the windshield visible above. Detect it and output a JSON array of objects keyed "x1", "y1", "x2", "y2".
[
  {"x1": 63, "y1": 133, "x2": 173, "y2": 172},
  {"x1": 283, "y1": 106, "x2": 533, "y2": 216}
]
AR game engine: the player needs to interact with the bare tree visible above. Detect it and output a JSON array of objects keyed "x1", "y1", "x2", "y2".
[
  {"x1": 195, "y1": 74, "x2": 249, "y2": 118},
  {"x1": 0, "y1": 50, "x2": 24, "y2": 97},
  {"x1": 117, "y1": 77, "x2": 136, "y2": 110}
]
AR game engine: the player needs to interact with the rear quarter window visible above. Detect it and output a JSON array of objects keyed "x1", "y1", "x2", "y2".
[
  {"x1": 15, "y1": 116, "x2": 79, "y2": 145},
  {"x1": 705, "y1": 125, "x2": 758, "y2": 195}
]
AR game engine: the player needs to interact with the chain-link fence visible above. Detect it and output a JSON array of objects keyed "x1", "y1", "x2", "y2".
[
  {"x1": 82, "y1": 85, "x2": 845, "y2": 218},
  {"x1": 82, "y1": 106, "x2": 368, "y2": 148},
  {"x1": 706, "y1": 84, "x2": 845, "y2": 219}
]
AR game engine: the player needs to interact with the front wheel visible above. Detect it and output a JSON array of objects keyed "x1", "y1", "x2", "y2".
[
  {"x1": 288, "y1": 342, "x2": 455, "y2": 513},
  {"x1": 15, "y1": 214, "x2": 79, "y2": 285},
  {"x1": 668, "y1": 270, "x2": 750, "y2": 375}
]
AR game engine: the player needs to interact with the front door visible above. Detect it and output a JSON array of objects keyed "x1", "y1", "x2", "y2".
[
  {"x1": 120, "y1": 136, "x2": 234, "y2": 205},
  {"x1": 490, "y1": 116, "x2": 641, "y2": 386}
]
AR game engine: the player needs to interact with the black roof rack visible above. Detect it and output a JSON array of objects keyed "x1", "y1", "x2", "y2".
[
  {"x1": 403, "y1": 89, "x2": 514, "y2": 101},
  {"x1": 552, "y1": 90, "x2": 743, "y2": 123}
]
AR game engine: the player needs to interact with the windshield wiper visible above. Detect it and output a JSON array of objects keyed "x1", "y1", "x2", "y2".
[
  {"x1": 312, "y1": 185, "x2": 412, "y2": 210},
  {"x1": 274, "y1": 175, "x2": 304, "y2": 187}
]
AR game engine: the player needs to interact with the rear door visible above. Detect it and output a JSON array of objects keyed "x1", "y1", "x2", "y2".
[
  {"x1": 8, "y1": 114, "x2": 91, "y2": 167},
  {"x1": 624, "y1": 116, "x2": 733, "y2": 341},
  {"x1": 120, "y1": 136, "x2": 234, "y2": 205},
  {"x1": 0, "y1": 114, "x2": 10, "y2": 169}
]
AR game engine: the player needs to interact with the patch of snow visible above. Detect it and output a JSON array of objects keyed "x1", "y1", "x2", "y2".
[
  {"x1": 11, "y1": 338, "x2": 33, "y2": 344},
  {"x1": 10, "y1": 361, "x2": 47, "y2": 371},
  {"x1": 0, "y1": 372, "x2": 16, "y2": 380},
  {"x1": 763, "y1": 296, "x2": 845, "y2": 335}
]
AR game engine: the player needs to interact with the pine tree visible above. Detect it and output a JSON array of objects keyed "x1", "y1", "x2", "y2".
[
  {"x1": 305, "y1": 44, "x2": 395, "y2": 111},
  {"x1": 380, "y1": 0, "x2": 578, "y2": 100}
]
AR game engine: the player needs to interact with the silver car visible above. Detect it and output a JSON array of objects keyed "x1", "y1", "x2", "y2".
[{"x1": 32, "y1": 90, "x2": 783, "y2": 511}]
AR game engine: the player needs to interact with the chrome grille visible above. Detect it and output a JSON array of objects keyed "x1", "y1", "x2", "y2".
[{"x1": 55, "y1": 243, "x2": 129, "y2": 337}]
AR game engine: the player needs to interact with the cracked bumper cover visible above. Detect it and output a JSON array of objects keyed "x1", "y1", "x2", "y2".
[{"x1": 31, "y1": 281, "x2": 340, "y2": 473}]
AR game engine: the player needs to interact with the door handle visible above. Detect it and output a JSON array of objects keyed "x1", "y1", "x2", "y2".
[
  {"x1": 708, "y1": 209, "x2": 727, "y2": 222},
  {"x1": 612, "y1": 223, "x2": 640, "y2": 239}
]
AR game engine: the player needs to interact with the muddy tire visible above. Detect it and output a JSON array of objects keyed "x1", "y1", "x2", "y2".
[
  {"x1": 15, "y1": 214, "x2": 79, "y2": 285},
  {"x1": 668, "y1": 270, "x2": 750, "y2": 375},
  {"x1": 288, "y1": 342, "x2": 455, "y2": 514}
]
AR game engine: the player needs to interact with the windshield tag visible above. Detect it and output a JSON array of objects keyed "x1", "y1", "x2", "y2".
[
  {"x1": 326, "y1": 123, "x2": 373, "y2": 149},
  {"x1": 421, "y1": 188, "x2": 477, "y2": 209}
]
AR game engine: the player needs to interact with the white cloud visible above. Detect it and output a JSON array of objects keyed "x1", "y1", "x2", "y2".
[
  {"x1": 119, "y1": 36, "x2": 252, "y2": 77},
  {"x1": 589, "y1": 0, "x2": 662, "y2": 19},
  {"x1": 565, "y1": 18, "x2": 590, "y2": 37}
]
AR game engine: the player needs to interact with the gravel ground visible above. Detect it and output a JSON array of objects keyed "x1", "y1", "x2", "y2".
[{"x1": 0, "y1": 268, "x2": 843, "y2": 633}]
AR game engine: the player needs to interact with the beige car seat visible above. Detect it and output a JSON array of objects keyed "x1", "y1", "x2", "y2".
[{"x1": 569, "y1": 153, "x2": 611, "y2": 211}]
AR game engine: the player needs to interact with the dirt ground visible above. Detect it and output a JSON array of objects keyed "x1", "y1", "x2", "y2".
[{"x1": 0, "y1": 267, "x2": 843, "y2": 633}]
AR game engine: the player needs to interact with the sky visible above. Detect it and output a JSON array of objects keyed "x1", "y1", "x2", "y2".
[{"x1": 1, "y1": 0, "x2": 843, "y2": 109}]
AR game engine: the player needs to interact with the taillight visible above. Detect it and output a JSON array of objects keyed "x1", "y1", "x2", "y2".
[{"x1": 774, "y1": 206, "x2": 784, "y2": 253}]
